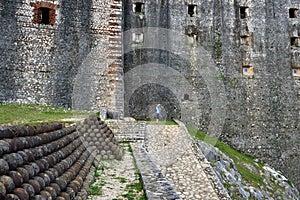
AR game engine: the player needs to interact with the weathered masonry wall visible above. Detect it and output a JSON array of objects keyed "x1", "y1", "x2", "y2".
[
  {"x1": 0, "y1": 0, "x2": 124, "y2": 114},
  {"x1": 219, "y1": 0, "x2": 300, "y2": 190},
  {"x1": 0, "y1": 123, "x2": 96, "y2": 199},
  {"x1": 123, "y1": 0, "x2": 300, "y2": 189}
]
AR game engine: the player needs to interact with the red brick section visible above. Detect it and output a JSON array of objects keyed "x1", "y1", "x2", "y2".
[
  {"x1": 30, "y1": 2, "x2": 56, "y2": 25},
  {"x1": 107, "y1": 0, "x2": 124, "y2": 113}
]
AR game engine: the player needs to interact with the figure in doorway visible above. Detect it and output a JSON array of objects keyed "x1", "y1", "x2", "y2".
[{"x1": 156, "y1": 104, "x2": 162, "y2": 123}]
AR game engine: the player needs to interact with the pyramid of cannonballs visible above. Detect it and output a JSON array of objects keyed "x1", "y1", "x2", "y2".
[{"x1": 76, "y1": 115, "x2": 122, "y2": 160}]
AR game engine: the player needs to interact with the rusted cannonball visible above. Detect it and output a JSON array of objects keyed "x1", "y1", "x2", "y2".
[
  {"x1": 40, "y1": 190, "x2": 52, "y2": 199},
  {"x1": 68, "y1": 182, "x2": 79, "y2": 194},
  {"x1": 50, "y1": 183, "x2": 61, "y2": 195},
  {"x1": 0, "y1": 182, "x2": 6, "y2": 199},
  {"x1": 39, "y1": 173, "x2": 51, "y2": 186},
  {"x1": 34, "y1": 176, "x2": 45, "y2": 190},
  {"x1": 44, "y1": 170, "x2": 55, "y2": 182},
  {"x1": 23, "y1": 165, "x2": 35, "y2": 179},
  {"x1": 66, "y1": 187, "x2": 75, "y2": 199},
  {"x1": 29, "y1": 162, "x2": 40, "y2": 176},
  {"x1": 9, "y1": 171, "x2": 23, "y2": 187},
  {"x1": 75, "y1": 177, "x2": 83, "y2": 185},
  {"x1": 35, "y1": 160, "x2": 46, "y2": 173},
  {"x1": 0, "y1": 159, "x2": 9, "y2": 175},
  {"x1": 39, "y1": 158, "x2": 49, "y2": 171},
  {"x1": 21, "y1": 183, "x2": 35, "y2": 198},
  {"x1": 45, "y1": 186, "x2": 57, "y2": 199},
  {"x1": 0, "y1": 140, "x2": 10, "y2": 155},
  {"x1": 5, "y1": 194, "x2": 20, "y2": 200},
  {"x1": 60, "y1": 192, "x2": 71, "y2": 200},
  {"x1": 53, "y1": 163, "x2": 64, "y2": 176},
  {"x1": 17, "y1": 151, "x2": 29, "y2": 164},
  {"x1": 16, "y1": 167, "x2": 29, "y2": 183},
  {"x1": 55, "y1": 177, "x2": 68, "y2": 190},
  {"x1": 56, "y1": 197, "x2": 65, "y2": 200},
  {"x1": 9, "y1": 138, "x2": 25, "y2": 152},
  {"x1": 0, "y1": 175, "x2": 15, "y2": 193},
  {"x1": 23, "y1": 149, "x2": 34, "y2": 162},
  {"x1": 3, "y1": 153, "x2": 24, "y2": 170},
  {"x1": 14, "y1": 188, "x2": 29, "y2": 200},
  {"x1": 28, "y1": 179, "x2": 41, "y2": 194},
  {"x1": 48, "y1": 168, "x2": 59, "y2": 179}
]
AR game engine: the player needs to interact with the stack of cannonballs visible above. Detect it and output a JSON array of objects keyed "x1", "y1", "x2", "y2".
[
  {"x1": 76, "y1": 115, "x2": 122, "y2": 160},
  {"x1": 0, "y1": 123, "x2": 96, "y2": 200}
]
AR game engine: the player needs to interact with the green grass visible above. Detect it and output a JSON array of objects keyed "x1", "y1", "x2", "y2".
[
  {"x1": 187, "y1": 126, "x2": 265, "y2": 188},
  {"x1": 89, "y1": 184, "x2": 102, "y2": 195},
  {"x1": 143, "y1": 120, "x2": 178, "y2": 125},
  {"x1": 0, "y1": 103, "x2": 91, "y2": 125}
]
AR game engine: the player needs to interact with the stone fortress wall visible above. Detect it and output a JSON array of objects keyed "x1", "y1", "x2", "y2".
[{"x1": 0, "y1": 0, "x2": 299, "y2": 189}]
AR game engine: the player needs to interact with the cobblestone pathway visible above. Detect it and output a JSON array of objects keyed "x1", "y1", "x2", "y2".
[
  {"x1": 145, "y1": 124, "x2": 220, "y2": 200},
  {"x1": 89, "y1": 144, "x2": 145, "y2": 200}
]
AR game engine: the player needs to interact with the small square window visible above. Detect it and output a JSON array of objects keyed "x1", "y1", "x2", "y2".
[
  {"x1": 188, "y1": 5, "x2": 197, "y2": 17},
  {"x1": 133, "y1": 2, "x2": 144, "y2": 13},
  {"x1": 132, "y1": 32, "x2": 144, "y2": 43},
  {"x1": 240, "y1": 6, "x2": 249, "y2": 19},
  {"x1": 40, "y1": 7, "x2": 50, "y2": 24},
  {"x1": 291, "y1": 37, "x2": 299, "y2": 47},
  {"x1": 289, "y1": 8, "x2": 298, "y2": 18},
  {"x1": 242, "y1": 66, "x2": 254, "y2": 76}
]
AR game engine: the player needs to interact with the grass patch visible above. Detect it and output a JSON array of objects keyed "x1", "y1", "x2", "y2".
[
  {"x1": 0, "y1": 103, "x2": 92, "y2": 125},
  {"x1": 89, "y1": 184, "x2": 102, "y2": 195},
  {"x1": 187, "y1": 126, "x2": 265, "y2": 188},
  {"x1": 143, "y1": 119, "x2": 178, "y2": 125}
]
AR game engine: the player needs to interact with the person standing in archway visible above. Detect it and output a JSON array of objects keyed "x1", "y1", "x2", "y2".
[{"x1": 156, "y1": 104, "x2": 161, "y2": 123}]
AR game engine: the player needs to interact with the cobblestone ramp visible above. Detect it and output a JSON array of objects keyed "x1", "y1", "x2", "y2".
[
  {"x1": 0, "y1": 123, "x2": 96, "y2": 200},
  {"x1": 145, "y1": 124, "x2": 222, "y2": 200}
]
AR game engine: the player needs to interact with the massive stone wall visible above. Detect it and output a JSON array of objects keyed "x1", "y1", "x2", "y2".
[
  {"x1": 123, "y1": 0, "x2": 300, "y2": 189},
  {"x1": 0, "y1": 0, "x2": 124, "y2": 114}
]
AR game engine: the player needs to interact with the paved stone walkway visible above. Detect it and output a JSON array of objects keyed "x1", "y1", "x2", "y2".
[
  {"x1": 89, "y1": 144, "x2": 145, "y2": 200},
  {"x1": 145, "y1": 124, "x2": 220, "y2": 200}
]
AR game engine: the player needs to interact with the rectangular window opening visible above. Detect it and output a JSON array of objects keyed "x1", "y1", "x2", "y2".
[
  {"x1": 41, "y1": 7, "x2": 50, "y2": 24},
  {"x1": 242, "y1": 66, "x2": 254, "y2": 76},
  {"x1": 291, "y1": 37, "x2": 298, "y2": 47},
  {"x1": 240, "y1": 35, "x2": 252, "y2": 46},
  {"x1": 240, "y1": 6, "x2": 249, "y2": 19},
  {"x1": 292, "y1": 67, "x2": 300, "y2": 77},
  {"x1": 132, "y1": 32, "x2": 144, "y2": 43},
  {"x1": 289, "y1": 8, "x2": 298, "y2": 18},
  {"x1": 134, "y1": 2, "x2": 144, "y2": 13},
  {"x1": 188, "y1": 5, "x2": 197, "y2": 17}
]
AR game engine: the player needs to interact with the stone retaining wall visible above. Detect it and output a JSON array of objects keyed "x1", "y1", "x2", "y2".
[{"x1": 0, "y1": 123, "x2": 96, "y2": 200}]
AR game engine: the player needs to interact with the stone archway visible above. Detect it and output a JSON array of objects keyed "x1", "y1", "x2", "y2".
[{"x1": 128, "y1": 83, "x2": 181, "y2": 120}]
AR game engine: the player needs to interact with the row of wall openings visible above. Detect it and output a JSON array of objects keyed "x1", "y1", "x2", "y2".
[
  {"x1": 132, "y1": 2, "x2": 197, "y2": 17},
  {"x1": 240, "y1": 7, "x2": 299, "y2": 19}
]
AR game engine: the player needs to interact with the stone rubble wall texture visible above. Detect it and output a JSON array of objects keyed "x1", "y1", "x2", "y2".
[
  {"x1": 0, "y1": 123, "x2": 96, "y2": 200},
  {"x1": 0, "y1": 0, "x2": 300, "y2": 191},
  {"x1": 123, "y1": 0, "x2": 300, "y2": 190},
  {"x1": 0, "y1": 0, "x2": 124, "y2": 113},
  {"x1": 76, "y1": 114, "x2": 123, "y2": 160}
]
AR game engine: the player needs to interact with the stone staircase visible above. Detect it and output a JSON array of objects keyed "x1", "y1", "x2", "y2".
[{"x1": 106, "y1": 118, "x2": 146, "y2": 142}]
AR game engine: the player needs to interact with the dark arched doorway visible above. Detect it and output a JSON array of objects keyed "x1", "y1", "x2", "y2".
[{"x1": 128, "y1": 83, "x2": 181, "y2": 120}]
